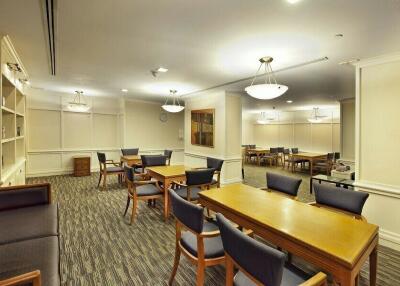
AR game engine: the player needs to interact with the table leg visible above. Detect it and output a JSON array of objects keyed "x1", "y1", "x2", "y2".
[
  {"x1": 310, "y1": 178, "x2": 313, "y2": 194},
  {"x1": 370, "y1": 245, "x2": 378, "y2": 286},
  {"x1": 163, "y1": 179, "x2": 170, "y2": 221},
  {"x1": 310, "y1": 159, "x2": 313, "y2": 176}
]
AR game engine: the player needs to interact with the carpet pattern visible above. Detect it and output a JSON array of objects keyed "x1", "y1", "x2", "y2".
[{"x1": 27, "y1": 165, "x2": 400, "y2": 286}]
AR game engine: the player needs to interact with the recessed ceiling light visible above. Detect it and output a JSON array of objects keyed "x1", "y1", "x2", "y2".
[
  {"x1": 287, "y1": 0, "x2": 301, "y2": 3},
  {"x1": 157, "y1": 67, "x2": 168, "y2": 73},
  {"x1": 121, "y1": 89, "x2": 128, "y2": 92},
  {"x1": 286, "y1": 100, "x2": 293, "y2": 103}
]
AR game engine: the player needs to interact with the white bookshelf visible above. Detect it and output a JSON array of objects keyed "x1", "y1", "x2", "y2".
[{"x1": 0, "y1": 36, "x2": 28, "y2": 186}]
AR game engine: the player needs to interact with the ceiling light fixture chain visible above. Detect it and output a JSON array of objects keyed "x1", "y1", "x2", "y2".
[{"x1": 162, "y1": 89, "x2": 184, "y2": 113}]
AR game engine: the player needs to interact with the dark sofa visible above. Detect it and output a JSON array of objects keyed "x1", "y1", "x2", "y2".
[{"x1": 0, "y1": 183, "x2": 60, "y2": 286}]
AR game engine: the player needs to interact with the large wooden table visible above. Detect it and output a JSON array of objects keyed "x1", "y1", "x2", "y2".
[
  {"x1": 199, "y1": 184, "x2": 379, "y2": 286},
  {"x1": 120, "y1": 155, "x2": 141, "y2": 166},
  {"x1": 146, "y1": 165, "x2": 187, "y2": 220},
  {"x1": 290, "y1": 152, "x2": 327, "y2": 175},
  {"x1": 246, "y1": 148, "x2": 269, "y2": 165}
]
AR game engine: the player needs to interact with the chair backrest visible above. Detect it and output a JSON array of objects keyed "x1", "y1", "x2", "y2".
[
  {"x1": 141, "y1": 155, "x2": 167, "y2": 168},
  {"x1": 124, "y1": 166, "x2": 135, "y2": 182},
  {"x1": 291, "y1": 148, "x2": 299, "y2": 154},
  {"x1": 185, "y1": 168, "x2": 215, "y2": 186},
  {"x1": 169, "y1": 189, "x2": 204, "y2": 233},
  {"x1": 270, "y1": 147, "x2": 278, "y2": 154},
  {"x1": 216, "y1": 213, "x2": 285, "y2": 286},
  {"x1": 121, "y1": 148, "x2": 139, "y2": 156},
  {"x1": 313, "y1": 183, "x2": 369, "y2": 215},
  {"x1": 334, "y1": 152, "x2": 341, "y2": 160},
  {"x1": 266, "y1": 172, "x2": 302, "y2": 197},
  {"x1": 277, "y1": 147, "x2": 284, "y2": 153},
  {"x1": 249, "y1": 145, "x2": 256, "y2": 149},
  {"x1": 206, "y1": 157, "x2": 224, "y2": 172},
  {"x1": 164, "y1": 150, "x2": 173, "y2": 159},
  {"x1": 97, "y1": 152, "x2": 106, "y2": 163},
  {"x1": 327, "y1": 153, "x2": 334, "y2": 160},
  {"x1": 283, "y1": 148, "x2": 290, "y2": 155}
]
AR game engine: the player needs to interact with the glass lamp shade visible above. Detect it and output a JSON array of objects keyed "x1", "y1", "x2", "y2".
[
  {"x1": 162, "y1": 104, "x2": 184, "y2": 113},
  {"x1": 245, "y1": 83, "x2": 288, "y2": 100},
  {"x1": 256, "y1": 119, "x2": 269, "y2": 124},
  {"x1": 67, "y1": 103, "x2": 90, "y2": 112}
]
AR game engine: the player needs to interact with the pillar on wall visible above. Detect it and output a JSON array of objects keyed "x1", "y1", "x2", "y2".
[
  {"x1": 183, "y1": 91, "x2": 242, "y2": 185},
  {"x1": 340, "y1": 99, "x2": 355, "y2": 162},
  {"x1": 354, "y1": 52, "x2": 400, "y2": 250}
]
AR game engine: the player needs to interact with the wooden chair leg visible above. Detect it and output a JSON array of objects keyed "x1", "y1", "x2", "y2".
[
  {"x1": 123, "y1": 196, "x2": 130, "y2": 216},
  {"x1": 225, "y1": 256, "x2": 234, "y2": 286},
  {"x1": 169, "y1": 245, "x2": 181, "y2": 285},
  {"x1": 130, "y1": 199, "x2": 137, "y2": 225},
  {"x1": 196, "y1": 262, "x2": 205, "y2": 286},
  {"x1": 103, "y1": 173, "x2": 107, "y2": 190},
  {"x1": 97, "y1": 173, "x2": 102, "y2": 187}
]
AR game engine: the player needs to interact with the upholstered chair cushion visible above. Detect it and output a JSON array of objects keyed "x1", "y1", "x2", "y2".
[
  {"x1": 106, "y1": 166, "x2": 124, "y2": 173},
  {"x1": 0, "y1": 185, "x2": 50, "y2": 211},
  {"x1": 174, "y1": 186, "x2": 202, "y2": 201},
  {"x1": 206, "y1": 157, "x2": 224, "y2": 172},
  {"x1": 313, "y1": 183, "x2": 369, "y2": 215},
  {"x1": 136, "y1": 185, "x2": 162, "y2": 196},
  {"x1": 164, "y1": 150, "x2": 173, "y2": 159},
  {"x1": 121, "y1": 148, "x2": 139, "y2": 155},
  {"x1": 97, "y1": 152, "x2": 106, "y2": 163},
  {"x1": 217, "y1": 213, "x2": 285, "y2": 286},
  {"x1": 266, "y1": 173, "x2": 302, "y2": 197},
  {"x1": 185, "y1": 168, "x2": 215, "y2": 186},
  {"x1": 169, "y1": 190, "x2": 204, "y2": 233},
  {"x1": 141, "y1": 155, "x2": 167, "y2": 168},
  {"x1": 180, "y1": 233, "x2": 224, "y2": 259}
]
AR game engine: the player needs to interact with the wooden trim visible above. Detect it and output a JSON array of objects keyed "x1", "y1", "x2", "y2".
[{"x1": 0, "y1": 270, "x2": 41, "y2": 286}]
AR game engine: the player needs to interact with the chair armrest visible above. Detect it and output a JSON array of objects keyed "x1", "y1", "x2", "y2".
[
  {"x1": 0, "y1": 270, "x2": 41, "y2": 286},
  {"x1": 0, "y1": 183, "x2": 51, "y2": 211},
  {"x1": 172, "y1": 181, "x2": 187, "y2": 188},
  {"x1": 260, "y1": 187, "x2": 269, "y2": 191},
  {"x1": 200, "y1": 230, "x2": 221, "y2": 238},
  {"x1": 299, "y1": 272, "x2": 327, "y2": 286},
  {"x1": 134, "y1": 180, "x2": 157, "y2": 186}
]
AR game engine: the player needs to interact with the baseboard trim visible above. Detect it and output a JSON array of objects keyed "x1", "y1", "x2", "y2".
[{"x1": 379, "y1": 229, "x2": 400, "y2": 251}]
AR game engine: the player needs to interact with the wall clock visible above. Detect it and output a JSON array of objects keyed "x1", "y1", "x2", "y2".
[{"x1": 159, "y1": 111, "x2": 168, "y2": 122}]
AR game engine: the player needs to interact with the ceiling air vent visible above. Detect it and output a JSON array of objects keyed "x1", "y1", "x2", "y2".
[{"x1": 41, "y1": 0, "x2": 57, "y2": 75}]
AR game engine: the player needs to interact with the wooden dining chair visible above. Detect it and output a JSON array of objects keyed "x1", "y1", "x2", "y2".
[
  {"x1": 311, "y1": 183, "x2": 369, "y2": 221},
  {"x1": 123, "y1": 166, "x2": 163, "y2": 224},
  {"x1": 313, "y1": 153, "x2": 334, "y2": 175},
  {"x1": 216, "y1": 213, "x2": 328, "y2": 286},
  {"x1": 135, "y1": 154, "x2": 167, "y2": 174},
  {"x1": 261, "y1": 147, "x2": 279, "y2": 166},
  {"x1": 261, "y1": 172, "x2": 302, "y2": 200},
  {"x1": 121, "y1": 148, "x2": 139, "y2": 156},
  {"x1": 164, "y1": 150, "x2": 173, "y2": 165},
  {"x1": 172, "y1": 168, "x2": 215, "y2": 203},
  {"x1": 206, "y1": 157, "x2": 224, "y2": 188},
  {"x1": 168, "y1": 190, "x2": 225, "y2": 286},
  {"x1": 97, "y1": 152, "x2": 124, "y2": 190}
]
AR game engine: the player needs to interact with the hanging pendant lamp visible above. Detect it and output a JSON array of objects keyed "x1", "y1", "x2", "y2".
[
  {"x1": 162, "y1": 89, "x2": 184, "y2": 113},
  {"x1": 245, "y1": 56, "x2": 288, "y2": 100},
  {"x1": 67, "y1": 91, "x2": 90, "y2": 112}
]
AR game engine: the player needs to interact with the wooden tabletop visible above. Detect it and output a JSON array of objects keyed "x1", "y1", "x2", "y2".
[
  {"x1": 121, "y1": 155, "x2": 141, "y2": 160},
  {"x1": 247, "y1": 148, "x2": 269, "y2": 153},
  {"x1": 199, "y1": 183, "x2": 378, "y2": 268},
  {"x1": 291, "y1": 152, "x2": 327, "y2": 158},
  {"x1": 146, "y1": 165, "x2": 188, "y2": 178}
]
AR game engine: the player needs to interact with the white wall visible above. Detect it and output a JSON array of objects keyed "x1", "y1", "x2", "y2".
[
  {"x1": 184, "y1": 91, "x2": 242, "y2": 184},
  {"x1": 26, "y1": 89, "x2": 184, "y2": 177},
  {"x1": 340, "y1": 99, "x2": 355, "y2": 161},
  {"x1": 245, "y1": 108, "x2": 340, "y2": 153},
  {"x1": 355, "y1": 53, "x2": 400, "y2": 250}
]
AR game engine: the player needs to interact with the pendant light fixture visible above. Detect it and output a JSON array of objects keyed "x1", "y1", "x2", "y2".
[
  {"x1": 245, "y1": 56, "x2": 288, "y2": 100},
  {"x1": 67, "y1": 91, "x2": 90, "y2": 112},
  {"x1": 307, "y1": 107, "x2": 327, "y2": 123},
  {"x1": 256, "y1": 107, "x2": 278, "y2": 124},
  {"x1": 162, "y1": 89, "x2": 184, "y2": 113}
]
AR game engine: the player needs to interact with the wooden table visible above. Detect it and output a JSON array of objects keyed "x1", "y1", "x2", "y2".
[
  {"x1": 199, "y1": 184, "x2": 379, "y2": 286},
  {"x1": 146, "y1": 165, "x2": 188, "y2": 220},
  {"x1": 246, "y1": 148, "x2": 269, "y2": 165},
  {"x1": 290, "y1": 152, "x2": 327, "y2": 175},
  {"x1": 120, "y1": 155, "x2": 141, "y2": 166}
]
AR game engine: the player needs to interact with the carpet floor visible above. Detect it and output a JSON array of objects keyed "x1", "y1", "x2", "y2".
[{"x1": 27, "y1": 165, "x2": 400, "y2": 285}]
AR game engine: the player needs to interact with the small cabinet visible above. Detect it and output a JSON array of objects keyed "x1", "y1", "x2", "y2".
[{"x1": 73, "y1": 156, "x2": 91, "y2": 177}]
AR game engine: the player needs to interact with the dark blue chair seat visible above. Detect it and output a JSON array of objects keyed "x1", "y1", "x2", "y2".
[
  {"x1": 134, "y1": 167, "x2": 144, "y2": 174},
  {"x1": 233, "y1": 264, "x2": 309, "y2": 286},
  {"x1": 180, "y1": 221, "x2": 224, "y2": 259},
  {"x1": 136, "y1": 184, "x2": 162, "y2": 196},
  {"x1": 174, "y1": 186, "x2": 202, "y2": 200},
  {"x1": 106, "y1": 166, "x2": 124, "y2": 173}
]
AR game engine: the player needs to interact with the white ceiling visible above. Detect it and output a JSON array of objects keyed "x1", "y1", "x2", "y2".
[{"x1": 1, "y1": 0, "x2": 400, "y2": 112}]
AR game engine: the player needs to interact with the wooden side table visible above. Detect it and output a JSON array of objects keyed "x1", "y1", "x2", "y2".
[{"x1": 73, "y1": 156, "x2": 91, "y2": 177}]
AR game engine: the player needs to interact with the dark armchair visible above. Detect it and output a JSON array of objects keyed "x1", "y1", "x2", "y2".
[
  {"x1": 206, "y1": 157, "x2": 224, "y2": 188},
  {"x1": 136, "y1": 154, "x2": 167, "y2": 174},
  {"x1": 123, "y1": 166, "x2": 163, "y2": 224},
  {"x1": 168, "y1": 190, "x2": 225, "y2": 286},
  {"x1": 121, "y1": 148, "x2": 139, "y2": 156},
  {"x1": 164, "y1": 150, "x2": 173, "y2": 165},
  {"x1": 311, "y1": 183, "x2": 369, "y2": 220},
  {"x1": 261, "y1": 172, "x2": 302, "y2": 199},
  {"x1": 261, "y1": 147, "x2": 279, "y2": 166},
  {"x1": 172, "y1": 168, "x2": 215, "y2": 202},
  {"x1": 97, "y1": 152, "x2": 124, "y2": 190},
  {"x1": 216, "y1": 213, "x2": 327, "y2": 286}
]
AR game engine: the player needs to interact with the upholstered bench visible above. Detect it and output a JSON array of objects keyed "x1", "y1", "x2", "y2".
[{"x1": 0, "y1": 183, "x2": 60, "y2": 286}]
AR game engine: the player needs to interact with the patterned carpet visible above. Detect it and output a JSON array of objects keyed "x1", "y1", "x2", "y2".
[{"x1": 27, "y1": 165, "x2": 400, "y2": 286}]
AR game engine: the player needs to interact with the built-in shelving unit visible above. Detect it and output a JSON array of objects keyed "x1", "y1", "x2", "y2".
[{"x1": 0, "y1": 35, "x2": 28, "y2": 186}]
